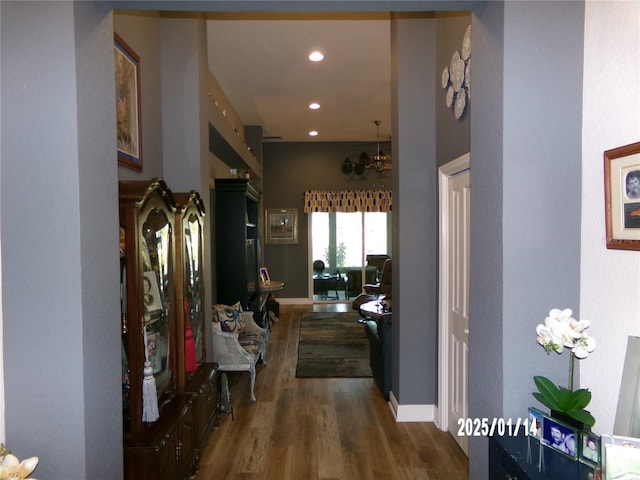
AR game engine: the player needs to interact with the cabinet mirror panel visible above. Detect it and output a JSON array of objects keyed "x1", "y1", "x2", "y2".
[
  {"x1": 141, "y1": 208, "x2": 173, "y2": 398},
  {"x1": 121, "y1": 228, "x2": 131, "y2": 426},
  {"x1": 184, "y1": 213, "x2": 204, "y2": 368}
]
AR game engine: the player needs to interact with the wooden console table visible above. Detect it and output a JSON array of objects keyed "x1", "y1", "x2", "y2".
[{"x1": 489, "y1": 432, "x2": 597, "y2": 479}]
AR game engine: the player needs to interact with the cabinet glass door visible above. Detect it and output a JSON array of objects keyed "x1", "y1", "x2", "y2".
[
  {"x1": 184, "y1": 212, "x2": 204, "y2": 369},
  {"x1": 141, "y1": 208, "x2": 174, "y2": 398}
]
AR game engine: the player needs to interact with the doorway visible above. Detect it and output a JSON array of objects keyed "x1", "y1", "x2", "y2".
[
  {"x1": 438, "y1": 153, "x2": 471, "y2": 455},
  {"x1": 310, "y1": 211, "x2": 391, "y2": 302}
]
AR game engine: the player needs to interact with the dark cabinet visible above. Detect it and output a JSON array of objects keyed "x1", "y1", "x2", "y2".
[
  {"x1": 489, "y1": 433, "x2": 596, "y2": 480},
  {"x1": 120, "y1": 180, "x2": 219, "y2": 480},
  {"x1": 214, "y1": 179, "x2": 261, "y2": 309},
  {"x1": 123, "y1": 395, "x2": 195, "y2": 480},
  {"x1": 187, "y1": 364, "x2": 219, "y2": 464}
]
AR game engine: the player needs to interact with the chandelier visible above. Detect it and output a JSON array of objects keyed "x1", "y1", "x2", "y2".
[{"x1": 341, "y1": 120, "x2": 392, "y2": 178}]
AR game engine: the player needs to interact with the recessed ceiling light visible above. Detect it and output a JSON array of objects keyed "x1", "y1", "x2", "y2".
[
  {"x1": 308, "y1": 130, "x2": 319, "y2": 137},
  {"x1": 309, "y1": 102, "x2": 320, "y2": 110},
  {"x1": 308, "y1": 51, "x2": 324, "y2": 62}
]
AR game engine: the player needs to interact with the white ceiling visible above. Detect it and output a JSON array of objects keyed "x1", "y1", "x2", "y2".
[{"x1": 206, "y1": 13, "x2": 392, "y2": 143}]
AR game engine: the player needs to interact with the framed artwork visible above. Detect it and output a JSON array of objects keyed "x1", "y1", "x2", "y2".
[
  {"x1": 541, "y1": 414, "x2": 579, "y2": 459},
  {"x1": 259, "y1": 267, "x2": 270, "y2": 284},
  {"x1": 265, "y1": 208, "x2": 298, "y2": 244},
  {"x1": 604, "y1": 141, "x2": 640, "y2": 250},
  {"x1": 115, "y1": 33, "x2": 143, "y2": 171}
]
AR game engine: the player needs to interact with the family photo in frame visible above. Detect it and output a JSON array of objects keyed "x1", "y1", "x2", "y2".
[
  {"x1": 604, "y1": 141, "x2": 640, "y2": 250},
  {"x1": 541, "y1": 415, "x2": 579, "y2": 459},
  {"x1": 529, "y1": 406, "x2": 602, "y2": 469}
]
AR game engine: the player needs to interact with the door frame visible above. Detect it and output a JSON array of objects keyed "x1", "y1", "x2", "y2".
[{"x1": 437, "y1": 152, "x2": 470, "y2": 431}]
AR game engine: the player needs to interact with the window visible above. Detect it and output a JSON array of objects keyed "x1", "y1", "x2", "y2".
[{"x1": 311, "y1": 211, "x2": 391, "y2": 301}]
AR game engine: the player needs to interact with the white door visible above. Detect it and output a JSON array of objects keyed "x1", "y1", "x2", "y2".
[{"x1": 437, "y1": 154, "x2": 470, "y2": 456}]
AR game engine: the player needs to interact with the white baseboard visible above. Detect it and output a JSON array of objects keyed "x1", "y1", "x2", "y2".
[
  {"x1": 388, "y1": 391, "x2": 436, "y2": 422},
  {"x1": 275, "y1": 297, "x2": 313, "y2": 305}
]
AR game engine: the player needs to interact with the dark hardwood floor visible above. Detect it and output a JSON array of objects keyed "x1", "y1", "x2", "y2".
[{"x1": 196, "y1": 303, "x2": 468, "y2": 480}]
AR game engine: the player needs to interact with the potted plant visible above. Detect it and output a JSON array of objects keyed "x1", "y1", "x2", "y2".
[{"x1": 533, "y1": 308, "x2": 597, "y2": 428}]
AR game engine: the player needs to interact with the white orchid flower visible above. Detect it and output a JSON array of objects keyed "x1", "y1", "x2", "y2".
[
  {"x1": 537, "y1": 307, "x2": 596, "y2": 361},
  {"x1": 572, "y1": 333, "x2": 596, "y2": 359},
  {"x1": 545, "y1": 308, "x2": 586, "y2": 346},
  {"x1": 536, "y1": 323, "x2": 565, "y2": 353},
  {"x1": 0, "y1": 453, "x2": 39, "y2": 480}
]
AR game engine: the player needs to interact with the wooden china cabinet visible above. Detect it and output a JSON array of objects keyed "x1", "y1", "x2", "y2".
[
  {"x1": 119, "y1": 179, "x2": 218, "y2": 480},
  {"x1": 173, "y1": 190, "x2": 219, "y2": 463}
]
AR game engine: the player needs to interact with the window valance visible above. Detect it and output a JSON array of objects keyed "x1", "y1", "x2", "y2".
[{"x1": 303, "y1": 190, "x2": 392, "y2": 213}]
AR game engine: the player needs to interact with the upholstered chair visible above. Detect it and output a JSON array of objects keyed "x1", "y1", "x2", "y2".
[{"x1": 211, "y1": 302, "x2": 267, "y2": 402}]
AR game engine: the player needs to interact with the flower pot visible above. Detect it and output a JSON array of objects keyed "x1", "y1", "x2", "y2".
[{"x1": 551, "y1": 410, "x2": 589, "y2": 432}]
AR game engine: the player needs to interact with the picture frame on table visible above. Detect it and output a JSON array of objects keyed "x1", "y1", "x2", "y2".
[
  {"x1": 259, "y1": 267, "x2": 270, "y2": 285},
  {"x1": 115, "y1": 33, "x2": 143, "y2": 171},
  {"x1": 604, "y1": 141, "x2": 640, "y2": 250},
  {"x1": 528, "y1": 407, "x2": 544, "y2": 440},
  {"x1": 541, "y1": 414, "x2": 579, "y2": 460},
  {"x1": 265, "y1": 208, "x2": 298, "y2": 244},
  {"x1": 580, "y1": 431, "x2": 601, "y2": 466},
  {"x1": 601, "y1": 434, "x2": 640, "y2": 479}
]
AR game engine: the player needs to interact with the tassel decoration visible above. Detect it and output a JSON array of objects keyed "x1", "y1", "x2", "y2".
[
  {"x1": 184, "y1": 299, "x2": 197, "y2": 372},
  {"x1": 142, "y1": 327, "x2": 159, "y2": 422}
]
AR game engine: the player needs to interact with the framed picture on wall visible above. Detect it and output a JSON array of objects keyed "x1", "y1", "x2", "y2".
[
  {"x1": 115, "y1": 34, "x2": 143, "y2": 171},
  {"x1": 265, "y1": 208, "x2": 298, "y2": 244},
  {"x1": 604, "y1": 141, "x2": 640, "y2": 250}
]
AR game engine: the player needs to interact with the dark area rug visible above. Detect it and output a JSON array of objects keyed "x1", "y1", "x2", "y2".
[{"x1": 296, "y1": 311, "x2": 372, "y2": 378}]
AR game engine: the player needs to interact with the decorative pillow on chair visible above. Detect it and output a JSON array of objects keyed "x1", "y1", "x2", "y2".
[{"x1": 212, "y1": 302, "x2": 246, "y2": 334}]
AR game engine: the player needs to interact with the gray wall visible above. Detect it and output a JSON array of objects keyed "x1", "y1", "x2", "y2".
[
  {"x1": 469, "y1": 2, "x2": 584, "y2": 477},
  {"x1": 2, "y1": 2, "x2": 121, "y2": 477},
  {"x1": 435, "y1": 12, "x2": 471, "y2": 166},
  {"x1": 391, "y1": 14, "x2": 439, "y2": 405},
  {"x1": 0, "y1": 2, "x2": 585, "y2": 479},
  {"x1": 262, "y1": 141, "x2": 392, "y2": 298}
]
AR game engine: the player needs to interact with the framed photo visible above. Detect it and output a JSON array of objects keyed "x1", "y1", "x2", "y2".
[
  {"x1": 528, "y1": 407, "x2": 544, "y2": 440},
  {"x1": 265, "y1": 208, "x2": 298, "y2": 244},
  {"x1": 601, "y1": 434, "x2": 640, "y2": 480},
  {"x1": 604, "y1": 141, "x2": 640, "y2": 250},
  {"x1": 142, "y1": 271, "x2": 163, "y2": 315},
  {"x1": 541, "y1": 414, "x2": 579, "y2": 459},
  {"x1": 115, "y1": 34, "x2": 143, "y2": 171},
  {"x1": 259, "y1": 267, "x2": 270, "y2": 285},
  {"x1": 580, "y1": 431, "x2": 601, "y2": 466}
]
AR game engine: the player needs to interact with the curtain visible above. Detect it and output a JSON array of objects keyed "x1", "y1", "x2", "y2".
[{"x1": 303, "y1": 190, "x2": 392, "y2": 213}]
